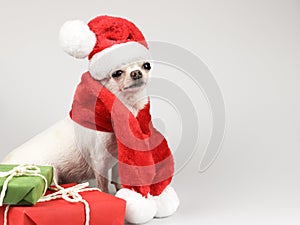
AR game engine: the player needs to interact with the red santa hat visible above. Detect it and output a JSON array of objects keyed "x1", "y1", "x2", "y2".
[{"x1": 59, "y1": 15, "x2": 151, "y2": 80}]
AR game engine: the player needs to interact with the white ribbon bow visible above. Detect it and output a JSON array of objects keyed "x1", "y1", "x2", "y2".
[{"x1": 38, "y1": 182, "x2": 100, "y2": 225}]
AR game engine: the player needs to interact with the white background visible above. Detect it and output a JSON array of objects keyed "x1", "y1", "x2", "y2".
[{"x1": 0, "y1": 1, "x2": 300, "y2": 224}]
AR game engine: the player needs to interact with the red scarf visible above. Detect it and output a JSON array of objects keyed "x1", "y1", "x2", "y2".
[{"x1": 70, "y1": 72, "x2": 174, "y2": 197}]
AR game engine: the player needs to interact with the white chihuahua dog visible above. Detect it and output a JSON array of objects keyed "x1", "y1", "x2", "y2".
[{"x1": 2, "y1": 61, "x2": 151, "y2": 193}]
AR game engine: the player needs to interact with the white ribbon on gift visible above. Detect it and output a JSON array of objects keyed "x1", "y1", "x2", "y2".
[{"x1": 38, "y1": 182, "x2": 101, "y2": 225}]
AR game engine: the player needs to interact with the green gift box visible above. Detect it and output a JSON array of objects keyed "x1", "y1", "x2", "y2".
[{"x1": 0, "y1": 164, "x2": 53, "y2": 205}]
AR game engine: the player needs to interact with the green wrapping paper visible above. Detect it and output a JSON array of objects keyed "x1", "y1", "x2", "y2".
[{"x1": 0, "y1": 164, "x2": 53, "y2": 205}]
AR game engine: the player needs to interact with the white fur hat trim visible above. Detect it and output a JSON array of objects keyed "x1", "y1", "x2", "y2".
[{"x1": 88, "y1": 41, "x2": 151, "y2": 80}]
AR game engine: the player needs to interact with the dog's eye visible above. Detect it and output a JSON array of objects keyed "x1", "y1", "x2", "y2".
[
  {"x1": 111, "y1": 70, "x2": 123, "y2": 78},
  {"x1": 142, "y1": 62, "x2": 151, "y2": 70}
]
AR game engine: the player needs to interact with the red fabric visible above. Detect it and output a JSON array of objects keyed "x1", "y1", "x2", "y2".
[
  {"x1": 70, "y1": 72, "x2": 174, "y2": 197},
  {"x1": 87, "y1": 15, "x2": 148, "y2": 60},
  {"x1": 0, "y1": 184, "x2": 126, "y2": 225}
]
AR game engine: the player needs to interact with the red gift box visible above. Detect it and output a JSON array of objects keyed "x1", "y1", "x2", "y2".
[{"x1": 0, "y1": 184, "x2": 126, "y2": 225}]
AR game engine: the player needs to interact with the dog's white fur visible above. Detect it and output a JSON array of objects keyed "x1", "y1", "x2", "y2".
[{"x1": 2, "y1": 61, "x2": 150, "y2": 192}]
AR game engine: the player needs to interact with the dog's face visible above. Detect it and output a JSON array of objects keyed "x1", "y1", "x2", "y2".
[{"x1": 101, "y1": 61, "x2": 151, "y2": 97}]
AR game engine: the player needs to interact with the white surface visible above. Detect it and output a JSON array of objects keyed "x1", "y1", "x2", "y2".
[{"x1": 0, "y1": 1, "x2": 300, "y2": 225}]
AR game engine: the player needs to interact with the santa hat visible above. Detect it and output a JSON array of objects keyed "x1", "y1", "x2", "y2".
[{"x1": 59, "y1": 15, "x2": 151, "y2": 80}]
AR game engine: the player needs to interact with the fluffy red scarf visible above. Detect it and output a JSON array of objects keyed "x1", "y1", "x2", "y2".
[{"x1": 70, "y1": 72, "x2": 174, "y2": 197}]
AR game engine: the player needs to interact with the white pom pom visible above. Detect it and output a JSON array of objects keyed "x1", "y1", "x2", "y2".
[
  {"x1": 154, "y1": 186, "x2": 180, "y2": 218},
  {"x1": 116, "y1": 188, "x2": 156, "y2": 224},
  {"x1": 59, "y1": 20, "x2": 96, "y2": 59}
]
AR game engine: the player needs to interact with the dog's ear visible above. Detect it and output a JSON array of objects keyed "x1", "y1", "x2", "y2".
[{"x1": 59, "y1": 20, "x2": 96, "y2": 59}]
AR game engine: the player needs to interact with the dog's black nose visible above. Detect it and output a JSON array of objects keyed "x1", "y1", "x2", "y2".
[{"x1": 130, "y1": 70, "x2": 143, "y2": 80}]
